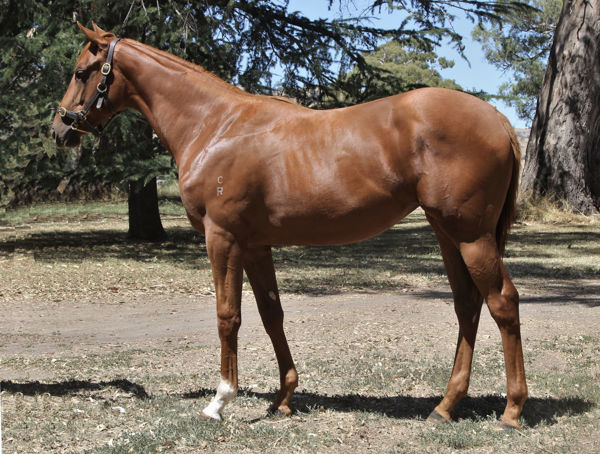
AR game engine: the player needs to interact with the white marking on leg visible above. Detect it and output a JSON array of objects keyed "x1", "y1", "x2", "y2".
[
  {"x1": 268, "y1": 290, "x2": 277, "y2": 301},
  {"x1": 202, "y1": 378, "x2": 237, "y2": 420}
]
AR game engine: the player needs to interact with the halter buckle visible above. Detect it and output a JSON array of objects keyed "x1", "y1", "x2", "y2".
[
  {"x1": 97, "y1": 82, "x2": 107, "y2": 93},
  {"x1": 101, "y1": 63, "x2": 111, "y2": 75},
  {"x1": 58, "y1": 106, "x2": 67, "y2": 117}
]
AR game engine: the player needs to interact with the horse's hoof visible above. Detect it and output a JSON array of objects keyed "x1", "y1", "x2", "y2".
[
  {"x1": 200, "y1": 411, "x2": 223, "y2": 422},
  {"x1": 426, "y1": 409, "x2": 451, "y2": 424},
  {"x1": 494, "y1": 420, "x2": 520, "y2": 431},
  {"x1": 277, "y1": 405, "x2": 293, "y2": 416},
  {"x1": 268, "y1": 404, "x2": 293, "y2": 416}
]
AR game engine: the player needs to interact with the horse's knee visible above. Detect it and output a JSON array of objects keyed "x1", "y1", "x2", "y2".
[
  {"x1": 501, "y1": 275, "x2": 519, "y2": 302},
  {"x1": 217, "y1": 311, "x2": 241, "y2": 338},
  {"x1": 508, "y1": 381, "x2": 528, "y2": 406},
  {"x1": 448, "y1": 371, "x2": 470, "y2": 400}
]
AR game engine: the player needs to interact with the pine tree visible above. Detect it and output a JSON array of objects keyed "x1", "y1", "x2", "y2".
[{"x1": 472, "y1": 0, "x2": 561, "y2": 121}]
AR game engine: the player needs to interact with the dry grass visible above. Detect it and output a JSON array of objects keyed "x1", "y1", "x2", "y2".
[
  {"x1": 0, "y1": 202, "x2": 447, "y2": 303},
  {"x1": 517, "y1": 194, "x2": 600, "y2": 225}
]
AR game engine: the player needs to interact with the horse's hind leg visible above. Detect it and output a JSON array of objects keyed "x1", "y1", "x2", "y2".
[
  {"x1": 460, "y1": 236, "x2": 527, "y2": 429},
  {"x1": 243, "y1": 246, "x2": 298, "y2": 415},
  {"x1": 427, "y1": 221, "x2": 484, "y2": 423}
]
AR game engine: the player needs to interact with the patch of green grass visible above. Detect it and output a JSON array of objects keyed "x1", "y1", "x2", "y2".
[
  {"x1": 297, "y1": 354, "x2": 450, "y2": 396},
  {"x1": 531, "y1": 371, "x2": 600, "y2": 403},
  {"x1": 84, "y1": 408, "x2": 339, "y2": 454}
]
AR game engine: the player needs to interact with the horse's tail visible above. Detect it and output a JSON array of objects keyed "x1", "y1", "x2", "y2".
[{"x1": 496, "y1": 112, "x2": 521, "y2": 257}]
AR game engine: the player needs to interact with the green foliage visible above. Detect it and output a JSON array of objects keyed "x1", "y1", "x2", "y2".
[
  {"x1": 0, "y1": 0, "x2": 531, "y2": 208},
  {"x1": 472, "y1": 0, "x2": 562, "y2": 121},
  {"x1": 331, "y1": 39, "x2": 461, "y2": 105},
  {"x1": 0, "y1": 1, "x2": 78, "y2": 205}
]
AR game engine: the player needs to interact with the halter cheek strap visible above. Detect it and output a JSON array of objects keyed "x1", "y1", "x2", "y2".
[{"x1": 58, "y1": 37, "x2": 121, "y2": 136}]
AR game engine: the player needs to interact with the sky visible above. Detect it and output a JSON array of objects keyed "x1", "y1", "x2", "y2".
[{"x1": 288, "y1": 0, "x2": 528, "y2": 128}]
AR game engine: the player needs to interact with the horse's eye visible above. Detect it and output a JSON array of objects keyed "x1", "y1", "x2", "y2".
[{"x1": 75, "y1": 69, "x2": 88, "y2": 81}]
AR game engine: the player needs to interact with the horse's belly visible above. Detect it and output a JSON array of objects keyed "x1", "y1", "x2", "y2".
[{"x1": 253, "y1": 199, "x2": 418, "y2": 246}]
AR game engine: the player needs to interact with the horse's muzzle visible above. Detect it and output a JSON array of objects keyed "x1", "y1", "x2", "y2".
[{"x1": 51, "y1": 119, "x2": 82, "y2": 148}]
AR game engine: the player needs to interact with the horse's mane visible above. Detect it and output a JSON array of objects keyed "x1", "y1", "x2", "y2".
[
  {"x1": 123, "y1": 39, "x2": 251, "y2": 97},
  {"x1": 123, "y1": 39, "x2": 301, "y2": 107}
]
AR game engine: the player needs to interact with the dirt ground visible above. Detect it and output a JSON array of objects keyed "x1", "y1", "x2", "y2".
[
  {"x1": 2, "y1": 283, "x2": 599, "y2": 450},
  {"x1": 0, "y1": 281, "x2": 600, "y2": 412},
  {"x1": 2, "y1": 282, "x2": 599, "y2": 372}
]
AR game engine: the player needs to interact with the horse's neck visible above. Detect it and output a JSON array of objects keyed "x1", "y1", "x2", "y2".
[{"x1": 117, "y1": 40, "x2": 247, "y2": 166}]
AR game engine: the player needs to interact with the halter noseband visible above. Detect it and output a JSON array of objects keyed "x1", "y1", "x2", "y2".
[{"x1": 57, "y1": 37, "x2": 120, "y2": 136}]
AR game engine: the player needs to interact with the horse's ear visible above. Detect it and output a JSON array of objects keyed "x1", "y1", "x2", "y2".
[
  {"x1": 91, "y1": 21, "x2": 108, "y2": 35},
  {"x1": 77, "y1": 21, "x2": 111, "y2": 49},
  {"x1": 77, "y1": 21, "x2": 97, "y2": 42}
]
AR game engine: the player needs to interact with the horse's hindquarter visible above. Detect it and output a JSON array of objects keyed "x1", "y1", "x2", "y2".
[{"x1": 407, "y1": 88, "x2": 516, "y2": 238}]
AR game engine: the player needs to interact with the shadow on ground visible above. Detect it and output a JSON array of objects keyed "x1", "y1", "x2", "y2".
[
  {"x1": 2, "y1": 378, "x2": 593, "y2": 428},
  {"x1": 0, "y1": 378, "x2": 149, "y2": 399},
  {"x1": 186, "y1": 388, "x2": 593, "y2": 428},
  {"x1": 1, "y1": 214, "x2": 598, "y2": 298},
  {"x1": 0, "y1": 216, "x2": 443, "y2": 296},
  {"x1": 413, "y1": 287, "x2": 600, "y2": 308}
]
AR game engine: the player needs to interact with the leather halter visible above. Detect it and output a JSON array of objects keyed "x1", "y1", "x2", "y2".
[{"x1": 57, "y1": 37, "x2": 120, "y2": 136}]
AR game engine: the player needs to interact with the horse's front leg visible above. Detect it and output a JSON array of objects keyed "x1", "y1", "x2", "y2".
[
  {"x1": 202, "y1": 227, "x2": 244, "y2": 421},
  {"x1": 243, "y1": 246, "x2": 298, "y2": 415}
]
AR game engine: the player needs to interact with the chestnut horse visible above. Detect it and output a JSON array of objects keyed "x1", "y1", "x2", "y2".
[{"x1": 52, "y1": 23, "x2": 527, "y2": 429}]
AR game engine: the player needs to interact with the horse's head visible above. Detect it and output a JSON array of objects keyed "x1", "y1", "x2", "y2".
[{"x1": 52, "y1": 22, "x2": 125, "y2": 147}]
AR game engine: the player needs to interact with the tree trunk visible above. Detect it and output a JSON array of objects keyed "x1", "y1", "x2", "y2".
[
  {"x1": 127, "y1": 176, "x2": 167, "y2": 241},
  {"x1": 522, "y1": 0, "x2": 600, "y2": 214}
]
